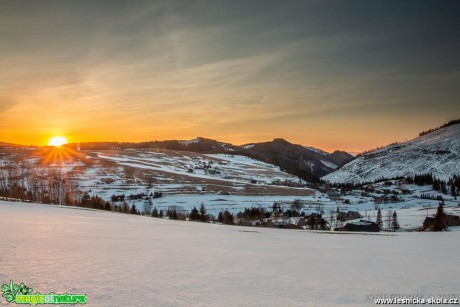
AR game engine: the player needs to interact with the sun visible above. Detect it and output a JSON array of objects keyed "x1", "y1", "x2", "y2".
[{"x1": 48, "y1": 136, "x2": 68, "y2": 147}]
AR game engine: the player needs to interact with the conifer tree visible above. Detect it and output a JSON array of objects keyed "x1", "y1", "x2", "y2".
[
  {"x1": 308, "y1": 214, "x2": 316, "y2": 230},
  {"x1": 151, "y1": 207, "x2": 158, "y2": 218},
  {"x1": 223, "y1": 210, "x2": 234, "y2": 225},
  {"x1": 433, "y1": 201, "x2": 447, "y2": 231},
  {"x1": 104, "y1": 202, "x2": 111, "y2": 211},
  {"x1": 218, "y1": 212, "x2": 223, "y2": 223},
  {"x1": 376, "y1": 208, "x2": 383, "y2": 230},
  {"x1": 189, "y1": 207, "x2": 200, "y2": 221},
  {"x1": 199, "y1": 203, "x2": 208, "y2": 222},
  {"x1": 391, "y1": 211, "x2": 400, "y2": 231}
]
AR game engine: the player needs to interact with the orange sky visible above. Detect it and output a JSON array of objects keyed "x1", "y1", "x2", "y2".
[{"x1": 1, "y1": 1, "x2": 459, "y2": 153}]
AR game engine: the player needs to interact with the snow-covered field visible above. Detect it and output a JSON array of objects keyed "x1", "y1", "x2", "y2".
[
  {"x1": 65, "y1": 149, "x2": 312, "y2": 200},
  {"x1": 142, "y1": 182, "x2": 460, "y2": 230},
  {"x1": 94, "y1": 150, "x2": 303, "y2": 186},
  {"x1": 2, "y1": 144, "x2": 459, "y2": 230},
  {"x1": 1, "y1": 201, "x2": 459, "y2": 306}
]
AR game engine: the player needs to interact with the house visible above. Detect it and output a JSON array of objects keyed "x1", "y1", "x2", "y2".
[
  {"x1": 335, "y1": 220, "x2": 380, "y2": 232},
  {"x1": 374, "y1": 196, "x2": 386, "y2": 204},
  {"x1": 337, "y1": 211, "x2": 362, "y2": 222},
  {"x1": 423, "y1": 214, "x2": 460, "y2": 230},
  {"x1": 400, "y1": 189, "x2": 411, "y2": 195}
]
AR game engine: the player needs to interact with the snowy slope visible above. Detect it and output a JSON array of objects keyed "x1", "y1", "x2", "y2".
[
  {"x1": 1, "y1": 201, "x2": 459, "y2": 306},
  {"x1": 85, "y1": 150, "x2": 307, "y2": 196},
  {"x1": 324, "y1": 123, "x2": 460, "y2": 184},
  {"x1": 95, "y1": 151, "x2": 301, "y2": 185}
]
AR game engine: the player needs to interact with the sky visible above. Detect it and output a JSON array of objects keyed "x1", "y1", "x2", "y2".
[{"x1": 1, "y1": 0, "x2": 459, "y2": 153}]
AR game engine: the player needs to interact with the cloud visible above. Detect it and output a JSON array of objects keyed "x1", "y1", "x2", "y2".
[
  {"x1": 0, "y1": 95, "x2": 18, "y2": 115},
  {"x1": 0, "y1": 1, "x2": 459, "y2": 149}
]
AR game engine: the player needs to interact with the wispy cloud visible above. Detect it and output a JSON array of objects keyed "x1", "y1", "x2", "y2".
[{"x1": 0, "y1": 1, "x2": 459, "y2": 150}]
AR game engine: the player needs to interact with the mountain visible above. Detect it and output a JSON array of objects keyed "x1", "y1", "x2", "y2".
[
  {"x1": 79, "y1": 137, "x2": 353, "y2": 182},
  {"x1": 323, "y1": 121, "x2": 460, "y2": 184},
  {"x1": 78, "y1": 137, "x2": 239, "y2": 153},
  {"x1": 239, "y1": 138, "x2": 353, "y2": 182},
  {"x1": 152, "y1": 137, "x2": 353, "y2": 182}
]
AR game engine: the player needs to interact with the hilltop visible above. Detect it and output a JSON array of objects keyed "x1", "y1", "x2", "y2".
[{"x1": 324, "y1": 121, "x2": 460, "y2": 184}]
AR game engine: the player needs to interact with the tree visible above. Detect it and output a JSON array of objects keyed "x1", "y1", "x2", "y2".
[
  {"x1": 376, "y1": 208, "x2": 383, "y2": 230},
  {"x1": 316, "y1": 203, "x2": 324, "y2": 215},
  {"x1": 199, "y1": 203, "x2": 208, "y2": 222},
  {"x1": 81, "y1": 192, "x2": 91, "y2": 208},
  {"x1": 307, "y1": 214, "x2": 317, "y2": 230},
  {"x1": 272, "y1": 202, "x2": 281, "y2": 213},
  {"x1": 433, "y1": 201, "x2": 447, "y2": 231},
  {"x1": 130, "y1": 204, "x2": 138, "y2": 215},
  {"x1": 386, "y1": 210, "x2": 393, "y2": 231},
  {"x1": 291, "y1": 199, "x2": 303, "y2": 211},
  {"x1": 121, "y1": 201, "x2": 129, "y2": 213},
  {"x1": 391, "y1": 211, "x2": 400, "y2": 231},
  {"x1": 318, "y1": 217, "x2": 329, "y2": 230},
  {"x1": 189, "y1": 207, "x2": 200, "y2": 221},
  {"x1": 151, "y1": 207, "x2": 158, "y2": 218},
  {"x1": 104, "y1": 202, "x2": 111, "y2": 211},
  {"x1": 171, "y1": 209, "x2": 178, "y2": 220},
  {"x1": 218, "y1": 210, "x2": 234, "y2": 225},
  {"x1": 143, "y1": 198, "x2": 153, "y2": 216},
  {"x1": 159, "y1": 209, "x2": 164, "y2": 218},
  {"x1": 329, "y1": 210, "x2": 336, "y2": 230}
]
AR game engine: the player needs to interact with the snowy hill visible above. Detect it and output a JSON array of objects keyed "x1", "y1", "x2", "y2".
[
  {"x1": 77, "y1": 137, "x2": 353, "y2": 181},
  {"x1": 1, "y1": 201, "x2": 459, "y2": 306},
  {"x1": 85, "y1": 149, "x2": 309, "y2": 198},
  {"x1": 324, "y1": 123, "x2": 460, "y2": 184},
  {"x1": 0, "y1": 146, "x2": 317, "y2": 212}
]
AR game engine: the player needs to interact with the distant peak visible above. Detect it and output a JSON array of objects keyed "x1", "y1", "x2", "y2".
[{"x1": 272, "y1": 138, "x2": 289, "y2": 144}]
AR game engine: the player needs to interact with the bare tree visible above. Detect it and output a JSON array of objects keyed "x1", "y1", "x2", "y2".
[
  {"x1": 386, "y1": 210, "x2": 393, "y2": 231},
  {"x1": 329, "y1": 210, "x2": 336, "y2": 230}
]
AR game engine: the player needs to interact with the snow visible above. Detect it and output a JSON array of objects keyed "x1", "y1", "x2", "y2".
[
  {"x1": 151, "y1": 194, "x2": 316, "y2": 215},
  {"x1": 324, "y1": 123, "x2": 460, "y2": 183},
  {"x1": 321, "y1": 160, "x2": 338, "y2": 170},
  {"x1": 1, "y1": 201, "x2": 459, "y2": 306},
  {"x1": 305, "y1": 146, "x2": 328, "y2": 155},
  {"x1": 178, "y1": 138, "x2": 201, "y2": 145},
  {"x1": 242, "y1": 144, "x2": 255, "y2": 149},
  {"x1": 95, "y1": 151, "x2": 301, "y2": 185}
]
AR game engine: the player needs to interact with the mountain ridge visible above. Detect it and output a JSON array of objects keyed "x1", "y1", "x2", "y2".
[
  {"x1": 323, "y1": 122, "x2": 460, "y2": 184},
  {"x1": 70, "y1": 137, "x2": 354, "y2": 182}
]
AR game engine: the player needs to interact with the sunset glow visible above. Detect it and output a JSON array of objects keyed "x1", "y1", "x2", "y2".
[
  {"x1": 0, "y1": 1, "x2": 459, "y2": 152},
  {"x1": 48, "y1": 136, "x2": 68, "y2": 147}
]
